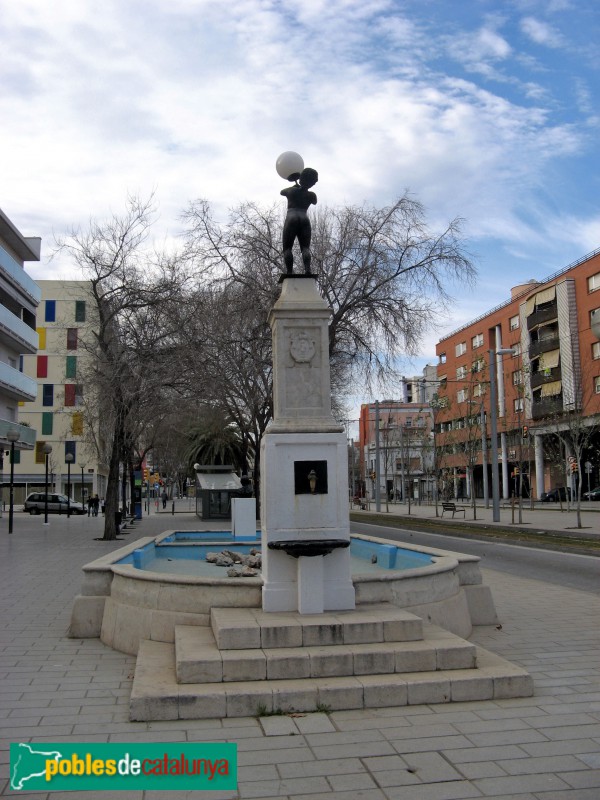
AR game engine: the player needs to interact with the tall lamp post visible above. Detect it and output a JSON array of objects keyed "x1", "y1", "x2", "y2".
[
  {"x1": 7, "y1": 428, "x2": 19, "y2": 534},
  {"x1": 42, "y1": 443, "x2": 52, "y2": 525},
  {"x1": 79, "y1": 461, "x2": 86, "y2": 511},
  {"x1": 489, "y1": 348, "x2": 515, "y2": 522},
  {"x1": 65, "y1": 453, "x2": 74, "y2": 518}
]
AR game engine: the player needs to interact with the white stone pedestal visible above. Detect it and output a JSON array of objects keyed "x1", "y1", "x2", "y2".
[
  {"x1": 260, "y1": 431, "x2": 356, "y2": 613},
  {"x1": 260, "y1": 276, "x2": 355, "y2": 614}
]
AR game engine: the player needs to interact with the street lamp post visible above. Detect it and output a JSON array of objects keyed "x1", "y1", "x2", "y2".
[
  {"x1": 65, "y1": 453, "x2": 74, "y2": 518},
  {"x1": 7, "y1": 429, "x2": 19, "y2": 534},
  {"x1": 79, "y1": 462, "x2": 86, "y2": 511},
  {"x1": 489, "y1": 348, "x2": 515, "y2": 522},
  {"x1": 42, "y1": 443, "x2": 52, "y2": 525}
]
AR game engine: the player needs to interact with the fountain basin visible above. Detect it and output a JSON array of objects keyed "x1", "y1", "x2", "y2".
[{"x1": 69, "y1": 531, "x2": 498, "y2": 654}]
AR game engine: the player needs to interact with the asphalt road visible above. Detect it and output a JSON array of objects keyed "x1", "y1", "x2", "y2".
[{"x1": 350, "y1": 520, "x2": 600, "y2": 595}]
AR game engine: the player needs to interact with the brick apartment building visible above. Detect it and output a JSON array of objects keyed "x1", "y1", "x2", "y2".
[
  {"x1": 434, "y1": 248, "x2": 600, "y2": 501},
  {"x1": 358, "y1": 369, "x2": 438, "y2": 502}
]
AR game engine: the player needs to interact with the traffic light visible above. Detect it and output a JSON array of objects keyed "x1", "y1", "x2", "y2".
[
  {"x1": 522, "y1": 425, "x2": 528, "y2": 439},
  {"x1": 570, "y1": 460, "x2": 578, "y2": 474},
  {"x1": 143, "y1": 467, "x2": 149, "y2": 481},
  {"x1": 370, "y1": 471, "x2": 376, "y2": 480}
]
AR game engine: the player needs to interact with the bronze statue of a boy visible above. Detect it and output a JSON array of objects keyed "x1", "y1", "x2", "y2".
[{"x1": 280, "y1": 167, "x2": 318, "y2": 274}]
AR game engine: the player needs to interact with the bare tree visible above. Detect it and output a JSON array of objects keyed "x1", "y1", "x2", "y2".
[
  {"x1": 56, "y1": 196, "x2": 191, "y2": 539},
  {"x1": 181, "y1": 195, "x2": 475, "y2": 496}
]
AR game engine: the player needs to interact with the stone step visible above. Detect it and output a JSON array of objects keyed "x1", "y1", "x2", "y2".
[
  {"x1": 209, "y1": 603, "x2": 424, "y2": 650},
  {"x1": 130, "y1": 639, "x2": 533, "y2": 721},
  {"x1": 175, "y1": 624, "x2": 477, "y2": 684}
]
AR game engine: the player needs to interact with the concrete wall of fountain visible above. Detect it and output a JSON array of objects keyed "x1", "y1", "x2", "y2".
[{"x1": 69, "y1": 532, "x2": 498, "y2": 655}]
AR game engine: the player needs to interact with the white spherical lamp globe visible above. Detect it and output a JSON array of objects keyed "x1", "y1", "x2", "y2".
[{"x1": 276, "y1": 151, "x2": 304, "y2": 181}]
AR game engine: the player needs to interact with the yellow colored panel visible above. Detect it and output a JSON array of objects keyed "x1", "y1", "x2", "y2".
[{"x1": 36, "y1": 327, "x2": 46, "y2": 349}]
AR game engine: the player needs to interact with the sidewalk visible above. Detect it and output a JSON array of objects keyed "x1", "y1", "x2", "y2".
[
  {"x1": 352, "y1": 497, "x2": 600, "y2": 538},
  {"x1": 1, "y1": 509, "x2": 599, "y2": 798}
]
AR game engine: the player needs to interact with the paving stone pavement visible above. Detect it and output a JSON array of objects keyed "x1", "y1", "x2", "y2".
[{"x1": 1, "y1": 508, "x2": 599, "y2": 799}]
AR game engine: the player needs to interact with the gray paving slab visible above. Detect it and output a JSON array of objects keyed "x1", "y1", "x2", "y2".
[{"x1": 1, "y1": 509, "x2": 599, "y2": 799}]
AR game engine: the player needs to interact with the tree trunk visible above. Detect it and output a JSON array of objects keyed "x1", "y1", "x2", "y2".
[{"x1": 102, "y1": 414, "x2": 125, "y2": 540}]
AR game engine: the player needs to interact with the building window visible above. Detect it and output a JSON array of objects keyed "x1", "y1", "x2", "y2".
[
  {"x1": 456, "y1": 365, "x2": 467, "y2": 380},
  {"x1": 37, "y1": 327, "x2": 46, "y2": 350},
  {"x1": 75, "y1": 300, "x2": 86, "y2": 322},
  {"x1": 438, "y1": 375, "x2": 447, "y2": 388},
  {"x1": 593, "y1": 342, "x2": 600, "y2": 360},
  {"x1": 41, "y1": 412, "x2": 53, "y2": 435},
  {"x1": 591, "y1": 309, "x2": 600, "y2": 328},
  {"x1": 512, "y1": 342, "x2": 522, "y2": 357},
  {"x1": 72, "y1": 412, "x2": 84, "y2": 436},
  {"x1": 595, "y1": 376, "x2": 600, "y2": 394},
  {"x1": 473, "y1": 383, "x2": 485, "y2": 397},
  {"x1": 37, "y1": 356, "x2": 48, "y2": 378},
  {"x1": 509, "y1": 315, "x2": 519, "y2": 330},
  {"x1": 66, "y1": 355, "x2": 77, "y2": 378},
  {"x1": 472, "y1": 357, "x2": 485, "y2": 373},
  {"x1": 439, "y1": 352, "x2": 446, "y2": 364},
  {"x1": 45, "y1": 300, "x2": 56, "y2": 322},
  {"x1": 42, "y1": 384, "x2": 53, "y2": 407},
  {"x1": 514, "y1": 397, "x2": 524, "y2": 412},
  {"x1": 588, "y1": 272, "x2": 600, "y2": 293},
  {"x1": 471, "y1": 333, "x2": 484, "y2": 348},
  {"x1": 65, "y1": 441, "x2": 76, "y2": 462},
  {"x1": 455, "y1": 341, "x2": 467, "y2": 356},
  {"x1": 66, "y1": 328, "x2": 78, "y2": 350},
  {"x1": 457, "y1": 389, "x2": 467, "y2": 403},
  {"x1": 512, "y1": 370, "x2": 523, "y2": 385}
]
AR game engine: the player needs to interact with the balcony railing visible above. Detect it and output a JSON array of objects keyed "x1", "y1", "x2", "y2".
[
  {"x1": 0, "y1": 243, "x2": 41, "y2": 305},
  {"x1": 531, "y1": 396, "x2": 563, "y2": 420},
  {"x1": 0, "y1": 361, "x2": 37, "y2": 402},
  {"x1": 529, "y1": 336, "x2": 560, "y2": 360},
  {"x1": 526, "y1": 304, "x2": 558, "y2": 330},
  {"x1": 530, "y1": 366, "x2": 561, "y2": 390},
  {"x1": 0, "y1": 419, "x2": 36, "y2": 449},
  {"x1": 0, "y1": 303, "x2": 38, "y2": 354}
]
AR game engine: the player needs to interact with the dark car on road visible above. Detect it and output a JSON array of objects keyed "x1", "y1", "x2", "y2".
[
  {"x1": 541, "y1": 487, "x2": 572, "y2": 502},
  {"x1": 24, "y1": 492, "x2": 86, "y2": 515},
  {"x1": 583, "y1": 487, "x2": 600, "y2": 501}
]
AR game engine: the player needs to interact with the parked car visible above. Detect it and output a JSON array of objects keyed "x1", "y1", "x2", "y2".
[
  {"x1": 540, "y1": 487, "x2": 572, "y2": 502},
  {"x1": 24, "y1": 492, "x2": 86, "y2": 515},
  {"x1": 583, "y1": 487, "x2": 600, "y2": 501}
]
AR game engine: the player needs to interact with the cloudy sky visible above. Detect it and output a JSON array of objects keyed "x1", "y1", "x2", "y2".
[{"x1": 3, "y1": 0, "x2": 599, "y2": 366}]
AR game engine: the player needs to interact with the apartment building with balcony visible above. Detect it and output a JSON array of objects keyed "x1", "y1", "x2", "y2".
[
  {"x1": 435, "y1": 247, "x2": 600, "y2": 500},
  {"x1": 0, "y1": 209, "x2": 40, "y2": 501},
  {"x1": 15, "y1": 280, "x2": 108, "y2": 504}
]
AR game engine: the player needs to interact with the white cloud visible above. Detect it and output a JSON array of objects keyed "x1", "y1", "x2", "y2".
[
  {"x1": 1, "y1": 0, "x2": 597, "y2": 328},
  {"x1": 520, "y1": 16, "x2": 564, "y2": 48}
]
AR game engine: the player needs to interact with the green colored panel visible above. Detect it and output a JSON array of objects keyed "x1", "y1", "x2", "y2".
[
  {"x1": 66, "y1": 355, "x2": 77, "y2": 378},
  {"x1": 41, "y1": 412, "x2": 53, "y2": 436}
]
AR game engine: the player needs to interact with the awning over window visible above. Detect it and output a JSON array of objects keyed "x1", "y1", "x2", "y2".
[
  {"x1": 526, "y1": 284, "x2": 556, "y2": 316},
  {"x1": 539, "y1": 349, "x2": 560, "y2": 370},
  {"x1": 540, "y1": 380, "x2": 562, "y2": 397}
]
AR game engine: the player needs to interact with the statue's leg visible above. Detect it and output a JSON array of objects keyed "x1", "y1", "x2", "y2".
[
  {"x1": 299, "y1": 219, "x2": 312, "y2": 274},
  {"x1": 282, "y1": 218, "x2": 296, "y2": 274},
  {"x1": 283, "y1": 248, "x2": 294, "y2": 273}
]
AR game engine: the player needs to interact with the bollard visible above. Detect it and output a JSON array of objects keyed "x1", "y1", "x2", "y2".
[{"x1": 171, "y1": 500, "x2": 175, "y2": 515}]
